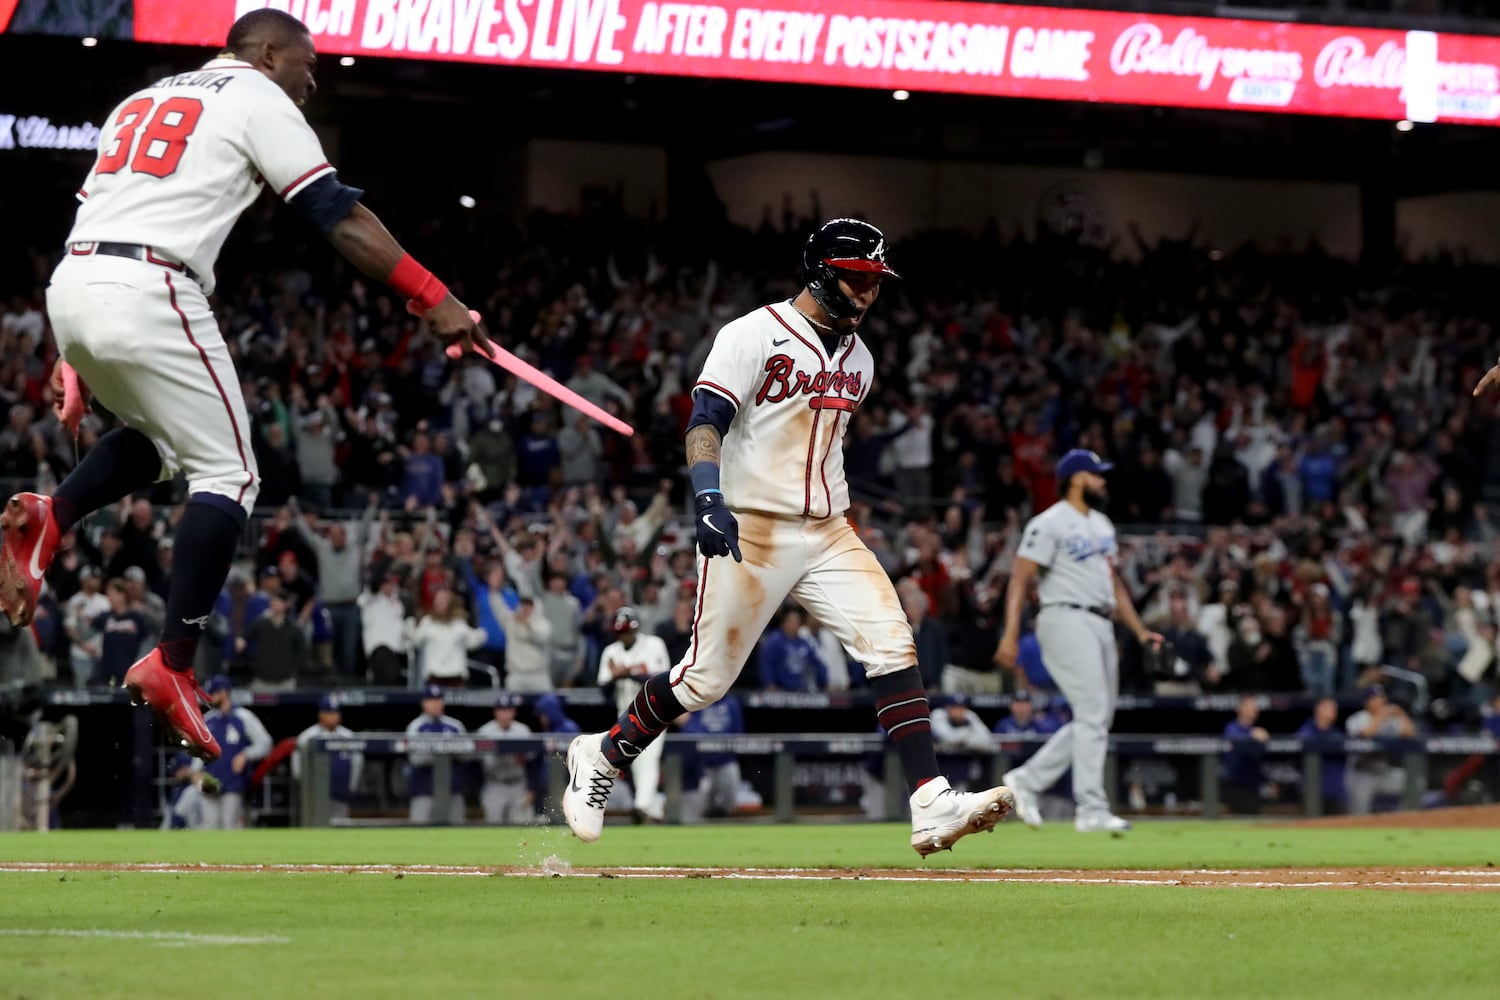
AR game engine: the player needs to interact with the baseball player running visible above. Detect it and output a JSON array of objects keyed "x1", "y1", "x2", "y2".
[
  {"x1": 564, "y1": 219, "x2": 1014, "y2": 856},
  {"x1": 597, "y1": 607, "x2": 671, "y2": 821},
  {"x1": 0, "y1": 10, "x2": 490, "y2": 761},
  {"x1": 994, "y1": 450, "x2": 1163, "y2": 832}
]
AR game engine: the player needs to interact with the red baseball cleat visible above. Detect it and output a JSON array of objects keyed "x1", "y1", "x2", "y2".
[
  {"x1": 123, "y1": 649, "x2": 221, "y2": 762},
  {"x1": 0, "y1": 492, "x2": 61, "y2": 627}
]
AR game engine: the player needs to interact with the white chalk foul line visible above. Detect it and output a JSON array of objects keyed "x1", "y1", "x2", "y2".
[
  {"x1": 3, "y1": 862, "x2": 1496, "y2": 890},
  {"x1": 0, "y1": 928, "x2": 290, "y2": 946}
]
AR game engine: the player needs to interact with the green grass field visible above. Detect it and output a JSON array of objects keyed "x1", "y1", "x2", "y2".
[{"x1": 4, "y1": 822, "x2": 1498, "y2": 999}]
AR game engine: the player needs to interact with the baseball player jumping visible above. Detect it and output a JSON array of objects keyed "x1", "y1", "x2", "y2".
[
  {"x1": 564, "y1": 219, "x2": 1014, "y2": 856},
  {"x1": 0, "y1": 9, "x2": 491, "y2": 761},
  {"x1": 994, "y1": 450, "x2": 1163, "y2": 832}
]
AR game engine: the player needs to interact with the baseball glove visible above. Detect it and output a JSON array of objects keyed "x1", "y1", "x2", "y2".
[{"x1": 1142, "y1": 636, "x2": 1180, "y2": 680}]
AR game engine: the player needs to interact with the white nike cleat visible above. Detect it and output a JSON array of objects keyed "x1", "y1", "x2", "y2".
[
  {"x1": 1075, "y1": 812, "x2": 1132, "y2": 833},
  {"x1": 1002, "y1": 770, "x2": 1043, "y2": 828},
  {"x1": 562, "y1": 733, "x2": 620, "y2": 843},
  {"x1": 909, "y1": 777, "x2": 1015, "y2": 858}
]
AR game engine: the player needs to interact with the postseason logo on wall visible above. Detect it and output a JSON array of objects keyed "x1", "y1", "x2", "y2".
[{"x1": 77, "y1": 0, "x2": 1500, "y2": 126}]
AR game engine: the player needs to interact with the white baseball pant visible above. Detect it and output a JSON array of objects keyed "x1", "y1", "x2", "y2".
[
  {"x1": 1007, "y1": 607, "x2": 1119, "y2": 819},
  {"x1": 669, "y1": 511, "x2": 916, "y2": 710},
  {"x1": 198, "y1": 792, "x2": 244, "y2": 830},
  {"x1": 409, "y1": 794, "x2": 466, "y2": 825},
  {"x1": 480, "y1": 781, "x2": 531, "y2": 824},
  {"x1": 630, "y1": 738, "x2": 665, "y2": 821},
  {"x1": 46, "y1": 253, "x2": 260, "y2": 513}
]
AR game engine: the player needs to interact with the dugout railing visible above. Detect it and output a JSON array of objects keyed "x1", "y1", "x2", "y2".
[{"x1": 291, "y1": 732, "x2": 1500, "y2": 828}]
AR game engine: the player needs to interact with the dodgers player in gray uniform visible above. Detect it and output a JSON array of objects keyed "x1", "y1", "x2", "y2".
[{"x1": 995, "y1": 450, "x2": 1162, "y2": 832}]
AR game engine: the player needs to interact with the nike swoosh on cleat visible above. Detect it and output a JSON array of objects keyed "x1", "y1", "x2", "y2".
[{"x1": 27, "y1": 511, "x2": 47, "y2": 581}]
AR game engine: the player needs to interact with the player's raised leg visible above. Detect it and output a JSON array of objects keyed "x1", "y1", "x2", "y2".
[
  {"x1": 791, "y1": 518, "x2": 1013, "y2": 856},
  {"x1": 563, "y1": 514, "x2": 796, "y2": 841}
]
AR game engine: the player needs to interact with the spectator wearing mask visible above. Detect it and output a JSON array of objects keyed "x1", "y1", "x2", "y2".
[
  {"x1": 405, "y1": 684, "x2": 468, "y2": 824},
  {"x1": 200, "y1": 676, "x2": 274, "y2": 829},
  {"x1": 1220, "y1": 696, "x2": 1271, "y2": 815},
  {"x1": 1225, "y1": 607, "x2": 1300, "y2": 691},
  {"x1": 465, "y1": 418, "x2": 517, "y2": 501},
  {"x1": 293, "y1": 694, "x2": 364, "y2": 822},
  {"x1": 410, "y1": 589, "x2": 488, "y2": 688},
  {"x1": 758, "y1": 607, "x2": 828, "y2": 692}
]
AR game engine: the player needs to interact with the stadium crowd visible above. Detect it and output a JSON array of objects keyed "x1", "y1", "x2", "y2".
[{"x1": 2, "y1": 198, "x2": 1499, "y2": 735}]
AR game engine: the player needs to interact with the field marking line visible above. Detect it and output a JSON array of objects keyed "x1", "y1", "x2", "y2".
[{"x1": 0, "y1": 928, "x2": 289, "y2": 946}]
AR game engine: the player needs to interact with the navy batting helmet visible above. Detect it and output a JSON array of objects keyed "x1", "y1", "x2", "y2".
[
  {"x1": 802, "y1": 218, "x2": 900, "y2": 320},
  {"x1": 613, "y1": 607, "x2": 641, "y2": 633}
]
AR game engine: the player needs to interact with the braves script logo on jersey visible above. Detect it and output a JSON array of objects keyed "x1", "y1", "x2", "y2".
[
  {"x1": 1063, "y1": 533, "x2": 1117, "y2": 562},
  {"x1": 755, "y1": 355, "x2": 863, "y2": 407}
]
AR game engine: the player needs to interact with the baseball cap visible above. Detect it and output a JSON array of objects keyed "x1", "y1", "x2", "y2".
[
  {"x1": 79, "y1": 565, "x2": 101, "y2": 580},
  {"x1": 204, "y1": 675, "x2": 232, "y2": 696},
  {"x1": 422, "y1": 682, "x2": 446, "y2": 700},
  {"x1": 1363, "y1": 684, "x2": 1387, "y2": 701},
  {"x1": 948, "y1": 693, "x2": 969, "y2": 707},
  {"x1": 123, "y1": 566, "x2": 147, "y2": 583},
  {"x1": 1055, "y1": 449, "x2": 1113, "y2": 483},
  {"x1": 495, "y1": 692, "x2": 522, "y2": 709},
  {"x1": 1011, "y1": 689, "x2": 1032, "y2": 703},
  {"x1": 260, "y1": 565, "x2": 280, "y2": 579},
  {"x1": 318, "y1": 694, "x2": 341, "y2": 713}
]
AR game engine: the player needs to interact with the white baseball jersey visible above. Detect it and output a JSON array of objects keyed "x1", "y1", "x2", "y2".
[
  {"x1": 69, "y1": 58, "x2": 336, "y2": 295},
  {"x1": 1016, "y1": 501, "x2": 1118, "y2": 610},
  {"x1": 598, "y1": 634, "x2": 673, "y2": 714},
  {"x1": 694, "y1": 303, "x2": 873, "y2": 518}
]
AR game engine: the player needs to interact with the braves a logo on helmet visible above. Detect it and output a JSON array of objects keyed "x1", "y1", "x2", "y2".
[
  {"x1": 756, "y1": 355, "x2": 863, "y2": 408},
  {"x1": 869, "y1": 238, "x2": 888, "y2": 262}
]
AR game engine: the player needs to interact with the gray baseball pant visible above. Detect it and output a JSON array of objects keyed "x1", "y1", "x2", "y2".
[{"x1": 1007, "y1": 608, "x2": 1118, "y2": 819}]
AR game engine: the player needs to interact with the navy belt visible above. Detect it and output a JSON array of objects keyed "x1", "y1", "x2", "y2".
[
  {"x1": 68, "y1": 242, "x2": 202, "y2": 285},
  {"x1": 1045, "y1": 602, "x2": 1113, "y2": 621}
]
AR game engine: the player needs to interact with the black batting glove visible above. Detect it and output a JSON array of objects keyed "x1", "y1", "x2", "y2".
[{"x1": 694, "y1": 491, "x2": 742, "y2": 562}]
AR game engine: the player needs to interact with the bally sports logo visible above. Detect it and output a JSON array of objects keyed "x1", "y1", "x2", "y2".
[
  {"x1": 1313, "y1": 36, "x2": 1500, "y2": 118},
  {"x1": 1108, "y1": 23, "x2": 1301, "y2": 106}
]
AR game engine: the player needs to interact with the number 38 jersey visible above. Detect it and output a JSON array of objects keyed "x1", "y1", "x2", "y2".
[
  {"x1": 694, "y1": 302, "x2": 873, "y2": 519},
  {"x1": 67, "y1": 58, "x2": 337, "y2": 295}
]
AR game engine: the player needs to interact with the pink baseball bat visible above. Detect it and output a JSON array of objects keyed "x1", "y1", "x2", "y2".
[{"x1": 445, "y1": 311, "x2": 634, "y2": 437}]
